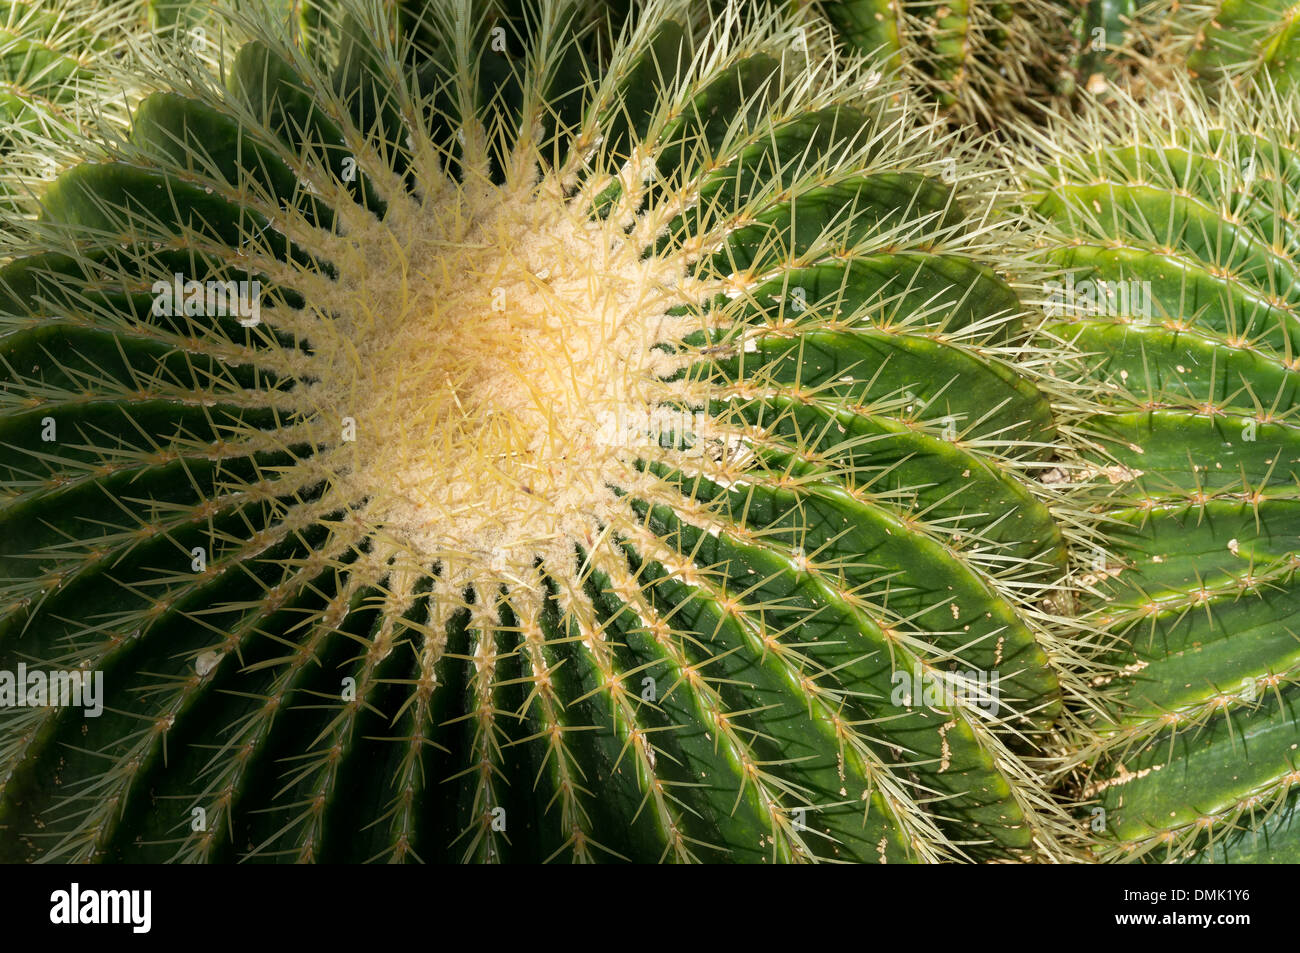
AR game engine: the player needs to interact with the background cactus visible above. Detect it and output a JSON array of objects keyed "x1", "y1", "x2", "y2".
[
  {"x1": 814, "y1": 0, "x2": 1078, "y2": 131},
  {"x1": 0, "y1": 0, "x2": 139, "y2": 139},
  {"x1": 0, "y1": 1, "x2": 144, "y2": 211},
  {"x1": 1061, "y1": 0, "x2": 1176, "y2": 97},
  {"x1": 1187, "y1": 0, "x2": 1300, "y2": 92},
  {"x1": 1015, "y1": 81, "x2": 1300, "y2": 862},
  {"x1": 1067, "y1": 0, "x2": 1139, "y2": 84},
  {"x1": 0, "y1": 0, "x2": 307, "y2": 217},
  {"x1": 0, "y1": 0, "x2": 1106, "y2": 862},
  {"x1": 146, "y1": 0, "x2": 328, "y2": 53}
]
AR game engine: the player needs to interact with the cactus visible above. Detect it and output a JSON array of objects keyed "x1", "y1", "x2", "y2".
[
  {"x1": 1187, "y1": 0, "x2": 1300, "y2": 92},
  {"x1": 1061, "y1": 0, "x2": 1174, "y2": 97},
  {"x1": 0, "y1": 1, "x2": 146, "y2": 210},
  {"x1": 0, "y1": 1, "x2": 308, "y2": 217},
  {"x1": 0, "y1": 1, "x2": 140, "y2": 139},
  {"x1": 146, "y1": 0, "x2": 328, "y2": 52},
  {"x1": 1016, "y1": 80, "x2": 1300, "y2": 862},
  {"x1": 814, "y1": 0, "x2": 1189, "y2": 117},
  {"x1": 1068, "y1": 0, "x2": 1140, "y2": 81},
  {"x1": 0, "y1": 0, "x2": 1110, "y2": 863},
  {"x1": 815, "y1": 0, "x2": 1078, "y2": 131},
  {"x1": 1053, "y1": 0, "x2": 1300, "y2": 136},
  {"x1": 0, "y1": 0, "x2": 318, "y2": 140}
]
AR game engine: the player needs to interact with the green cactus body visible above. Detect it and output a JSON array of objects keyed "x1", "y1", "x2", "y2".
[
  {"x1": 1189, "y1": 0, "x2": 1300, "y2": 92},
  {"x1": 1072, "y1": 0, "x2": 1136, "y2": 68},
  {"x1": 1020, "y1": 84, "x2": 1300, "y2": 862},
  {"x1": 816, "y1": 0, "x2": 906, "y2": 72},
  {"x1": 0, "y1": 0, "x2": 1096, "y2": 863},
  {"x1": 0, "y1": 1, "x2": 301, "y2": 217},
  {"x1": 0, "y1": 0, "x2": 316, "y2": 140},
  {"x1": 147, "y1": 0, "x2": 326, "y2": 50}
]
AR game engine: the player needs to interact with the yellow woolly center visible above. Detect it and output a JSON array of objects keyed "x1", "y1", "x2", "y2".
[{"x1": 287, "y1": 172, "x2": 702, "y2": 581}]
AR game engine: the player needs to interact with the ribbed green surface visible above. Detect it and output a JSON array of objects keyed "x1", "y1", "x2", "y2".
[
  {"x1": 0, "y1": 0, "x2": 1079, "y2": 862},
  {"x1": 1026, "y1": 94, "x2": 1300, "y2": 862}
]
